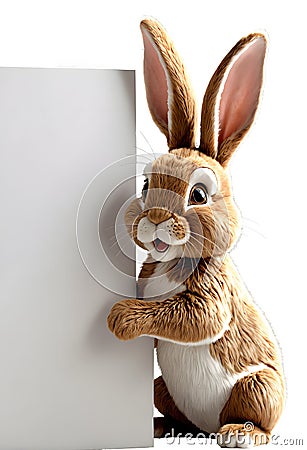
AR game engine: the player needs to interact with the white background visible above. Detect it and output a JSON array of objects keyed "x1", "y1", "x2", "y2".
[{"x1": 0, "y1": 0, "x2": 305, "y2": 448}]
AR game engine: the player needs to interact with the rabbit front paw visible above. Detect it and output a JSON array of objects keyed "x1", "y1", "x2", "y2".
[{"x1": 107, "y1": 300, "x2": 142, "y2": 341}]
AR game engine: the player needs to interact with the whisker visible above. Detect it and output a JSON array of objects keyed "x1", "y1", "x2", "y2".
[
  {"x1": 189, "y1": 231, "x2": 225, "y2": 254},
  {"x1": 179, "y1": 253, "x2": 187, "y2": 283},
  {"x1": 135, "y1": 146, "x2": 156, "y2": 161},
  {"x1": 185, "y1": 241, "x2": 203, "y2": 281},
  {"x1": 241, "y1": 216, "x2": 266, "y2": 238},
  {"x1": 242, "y1": 216, "x2": 261, "y2": 225},
  {"x1": 242, "y1": 224, "x2": 267, "y2": 240},
  {"x1": 138, "y1": 130, "x2": 158, "y2": 160},
  {"x1": 114, "y1": 230, "x2": 131, "y2": 243},
  {"x1": 103, "y1": 225, "x2": 129, "y2": 237},
  {"x1": 189, "y1": 231, "x2": 225, "y2": 255},
  {"x1": 186, "y1": 239, "x2": 222, "y2": 284},
  {"x1": 109, "y1": 237, "x2": 123, "y2": 250},
  {"x1": 187, "y1": 235, "x2": 226, "y2": 284},
  {"x1": 113, "y1": 246, "x2": 127, "y2": 259},
  {"x1": 107, "y1": 229, "x2": 131, "y2": 249},
  {"x1": 108, "y1": 235, "x2": 135, "y2": 258}
]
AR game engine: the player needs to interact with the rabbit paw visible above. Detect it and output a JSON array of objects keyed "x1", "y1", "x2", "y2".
[
  {"x1": 217, "y1": 423, "x2": 270, "y2": 448},
  {"x1": 107, "y1": 300, "x2": 142, "y2": 340}
]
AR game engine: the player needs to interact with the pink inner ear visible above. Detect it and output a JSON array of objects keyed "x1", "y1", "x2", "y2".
[
  {"x1": 142, "y1": 29, "x2": 169, "y2": 128},
  {"x1": 218, "y1": 38, "x2": 266, "y2": 146}
]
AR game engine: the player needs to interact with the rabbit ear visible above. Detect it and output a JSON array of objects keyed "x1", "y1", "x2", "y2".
[
  {"x1": 199, "y1": 34, "x2": 266, "y2": 166},
  {"x1": 140, "y1": 19, "x2": 197, "y2": 150}
]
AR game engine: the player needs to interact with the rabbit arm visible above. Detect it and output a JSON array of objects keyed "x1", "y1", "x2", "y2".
[{"x1": 107, "y1": 292, "x2": 230, "y2": 344}]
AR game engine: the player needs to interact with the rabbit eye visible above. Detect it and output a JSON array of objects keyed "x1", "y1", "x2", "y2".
[
  {"x1": 142, "y1": 178, "x2": 149, "y2": 202},
  {"x1": 189, "y1": 184, "x2": 208, "y2": 205}
]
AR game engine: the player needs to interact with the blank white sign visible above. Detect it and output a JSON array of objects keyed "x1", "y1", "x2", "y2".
[{"x1": 0, "y1": 68, "x2": 153, "y2": 449}]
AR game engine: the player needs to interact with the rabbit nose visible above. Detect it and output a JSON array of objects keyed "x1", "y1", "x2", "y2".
[{"x1": 147, "y1": 208, "x2": 172, "y2": 225}]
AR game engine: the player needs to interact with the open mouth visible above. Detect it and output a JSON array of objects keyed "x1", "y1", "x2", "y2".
[{"x1": 153, "y1": 238, "x2": 170, "y2": 253}]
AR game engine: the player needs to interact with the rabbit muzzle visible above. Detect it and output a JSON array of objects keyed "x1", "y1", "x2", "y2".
[{"x1": 136, "y1": 209, "x2": 190, "y2": 261}]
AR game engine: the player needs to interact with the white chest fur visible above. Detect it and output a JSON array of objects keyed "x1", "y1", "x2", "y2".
[
  {"x1": 157, "y1": 341, "x2": 238, "y2": 433},
  {"x1": 142, "y1": 261, "x2": 186, "y2": 300}
]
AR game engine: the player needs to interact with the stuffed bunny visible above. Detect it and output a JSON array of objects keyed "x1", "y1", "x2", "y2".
[{"x1": 107, "y1": 19, "x2": 284, "y2": 447}]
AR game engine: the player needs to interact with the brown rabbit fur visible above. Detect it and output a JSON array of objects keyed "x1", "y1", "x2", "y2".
[{"x1": 108, "y1": 19, "x2": 285, "y2": 447}]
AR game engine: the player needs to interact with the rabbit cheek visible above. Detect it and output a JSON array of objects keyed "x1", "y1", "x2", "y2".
[
  {"x1": 201, "y1": 212, "x2": 231, "y2": 258},
  {"x1": 184, "y1": 206, "x2": 227, "y2": 259},
  {"x1": 183, "y1": 208, "x2": 213, "y2": 259}
]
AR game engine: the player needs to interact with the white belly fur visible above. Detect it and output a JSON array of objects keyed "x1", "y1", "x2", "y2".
[
  {"x1": 157, "y1": 341, "x2": 236, "y2": 433},
  {"x1": 157, "y1": 341, "x2": 266, "y2": 433}
]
